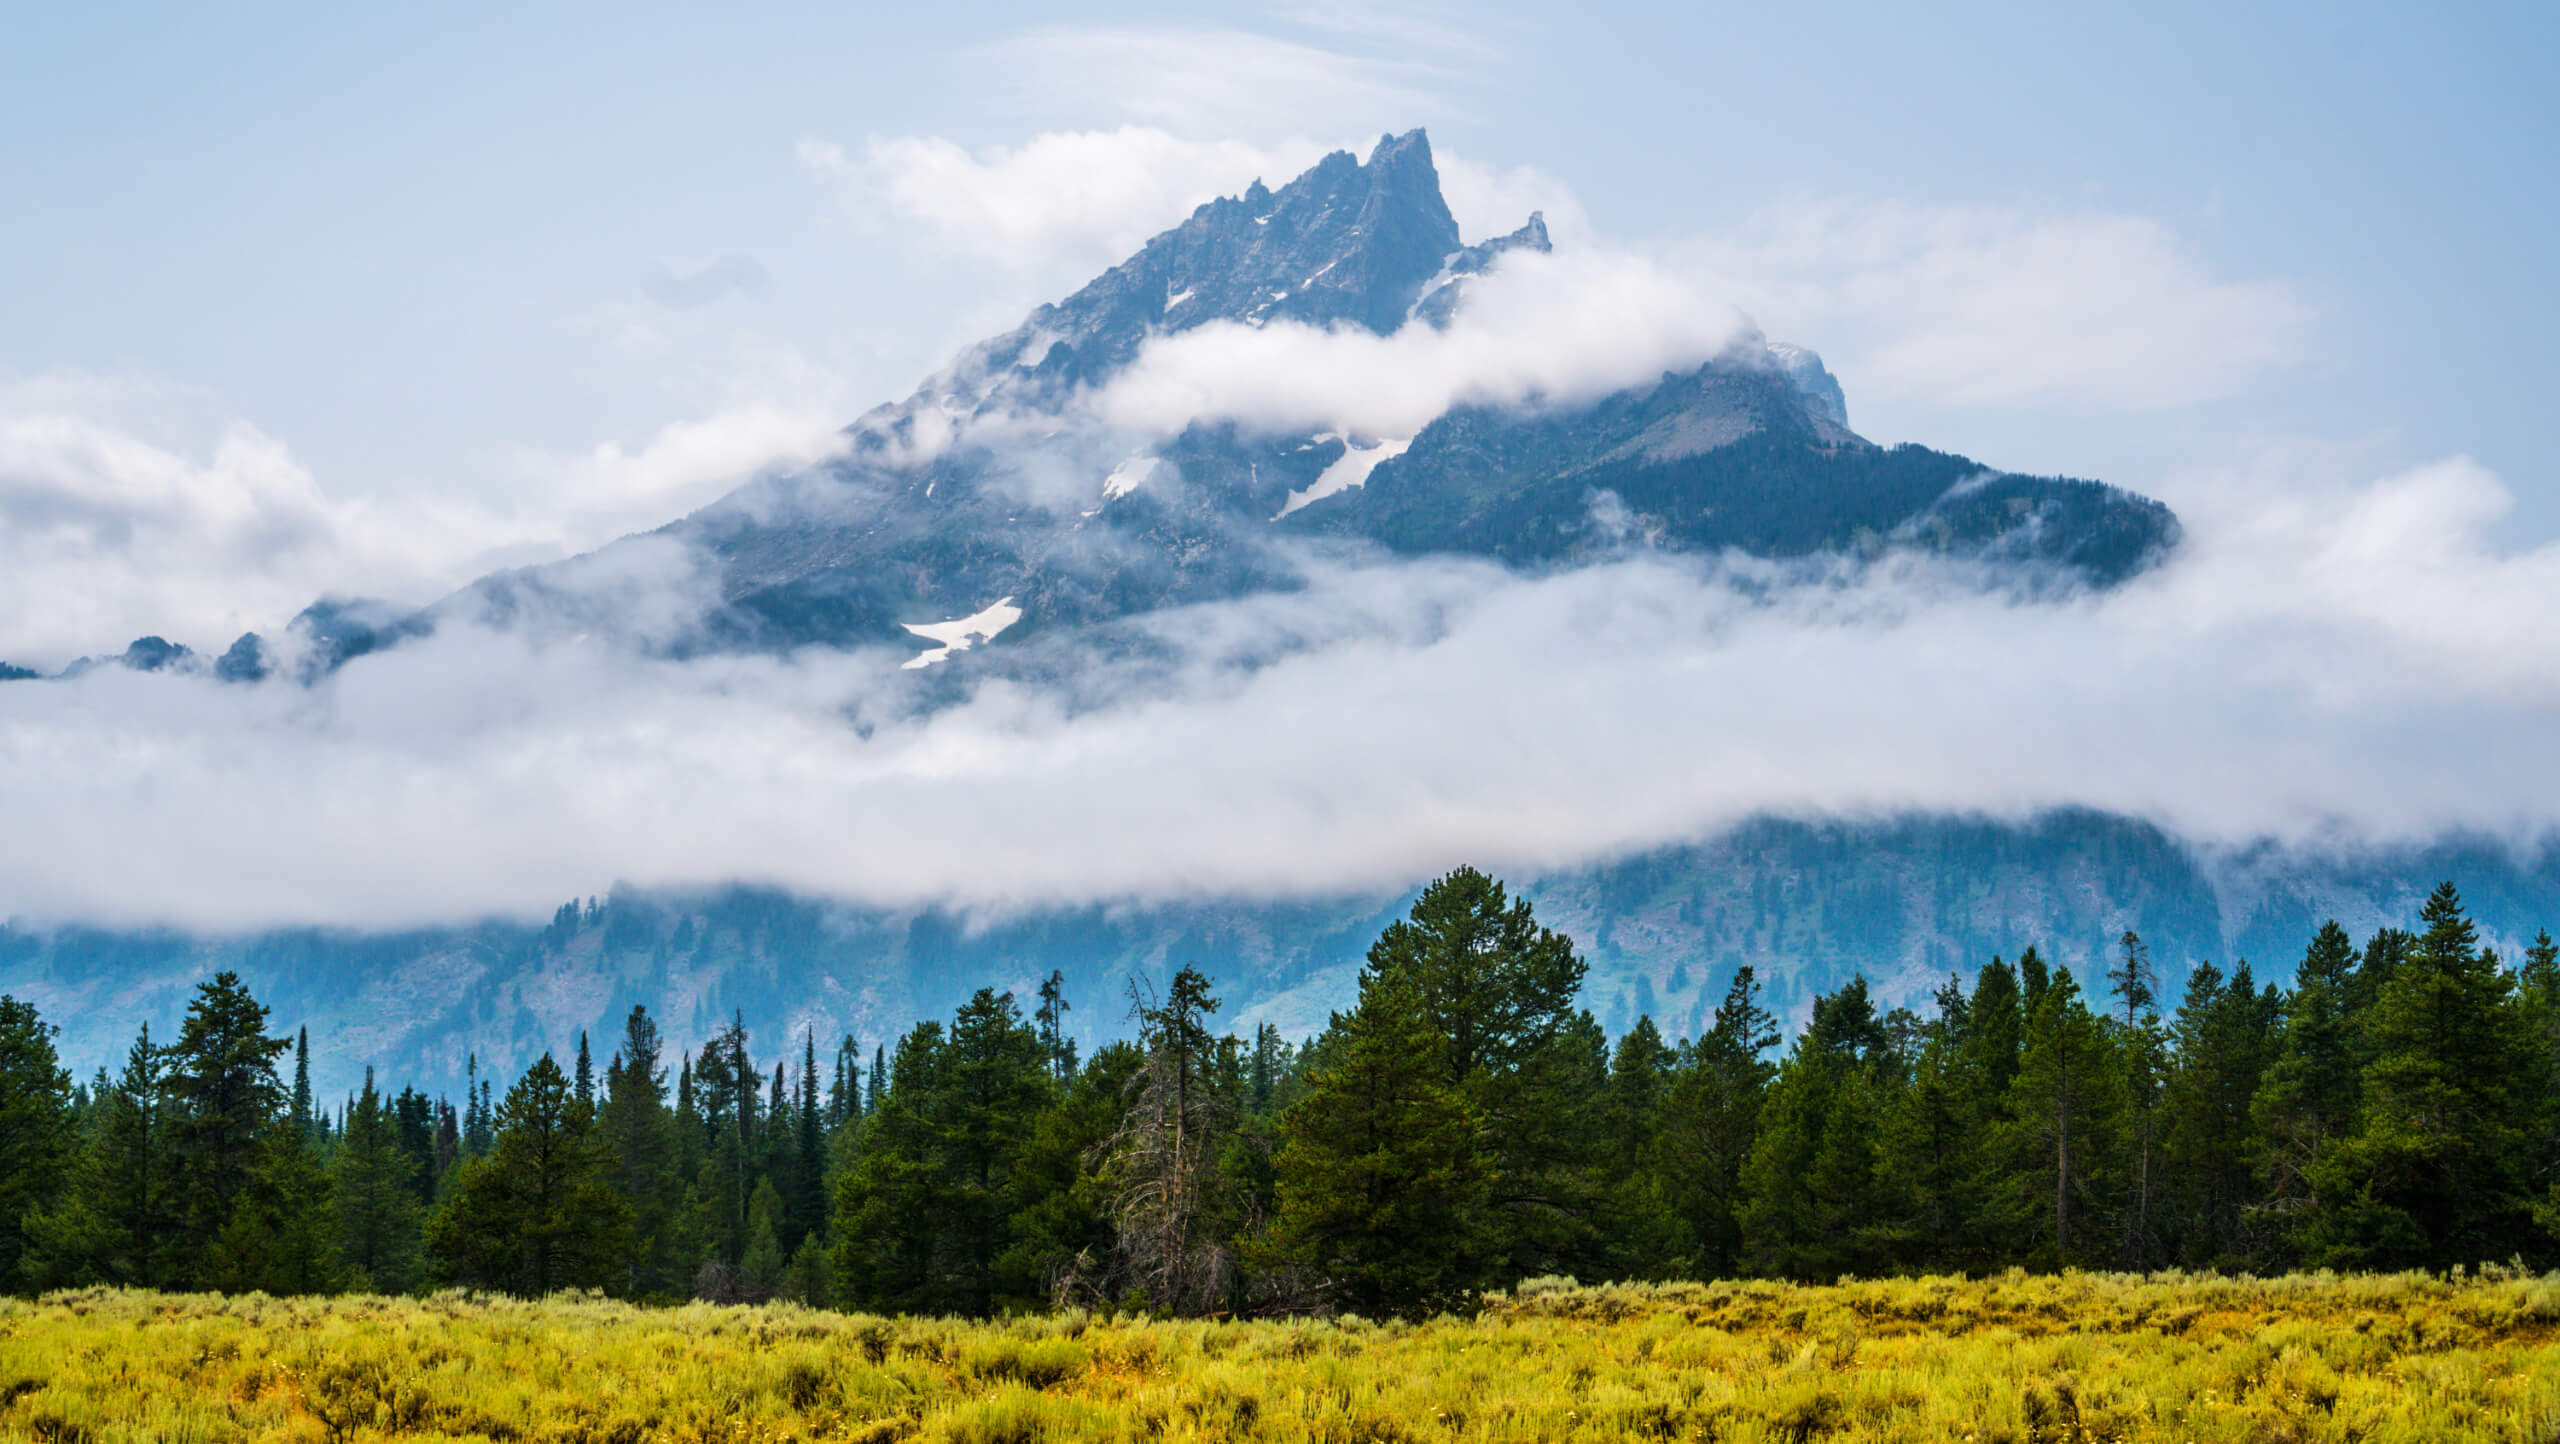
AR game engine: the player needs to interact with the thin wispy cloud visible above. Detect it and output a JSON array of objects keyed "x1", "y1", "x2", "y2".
[{"x1": 1694, "y1": 198, "x2": 2313, "y2": 411}]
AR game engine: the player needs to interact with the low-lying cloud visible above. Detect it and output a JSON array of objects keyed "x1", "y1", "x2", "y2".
[
  {"x1": 1091, "y1": 247, "x2": 1754, "y2": 441},
  {"x1": 0, "y1": 403, "x2": 537, "y2": 669},
  {"x1": 0, "y1": 374, "x2": 847, "y2": 669},
  {"x1": 3, "y1": 448, "x2": 2555, "y2": 934}
]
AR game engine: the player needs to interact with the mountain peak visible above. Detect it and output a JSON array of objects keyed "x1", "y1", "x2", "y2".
[{"x1": 889, "y1": 130, "x2": 1470, "y2": 426}]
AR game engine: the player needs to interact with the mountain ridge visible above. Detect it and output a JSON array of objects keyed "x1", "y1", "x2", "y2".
[{"x1": 23, "y1": 129, "x2": 2177, "y2": 678}]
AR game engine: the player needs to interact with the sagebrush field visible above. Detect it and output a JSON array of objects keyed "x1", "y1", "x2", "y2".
[{"x1": 5, "y1": 1271, "x2": 2558, "y2": 1443}]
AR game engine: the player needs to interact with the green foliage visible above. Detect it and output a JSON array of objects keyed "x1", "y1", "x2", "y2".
[
  {"x1": 1365, "y1": 866, "x2": 1584, "y2": 1082},
  {"x1": 598, "y1": 1004, "x2": 689, "y2": 1299},
  {"x1": 0, "y1": 995, "x2": 71, "y2": 1289},
  {"x1": 1270, "y1": 967, "x2": 1487, "y2": 1318},
  {"x1": 164, "y1": 971, "x2": 292, "y2": 1281},
  {"x1": 333, "y1": 1070, "x2": 423, "y2": 1293},
  {"x1": 834, "y1": 990, "x2": 1053, "y2": 1315},
  {"x1": 6, "y1": 872, "x2": 2560, "y2": 1322},
  {"x1": 2310, "y1": 884, "x2": 2539, "y2": 1268},
  {"x1": 2000, "y1": 965, "x2": 2124, "y2": 1267},
  {"x1": 426, "y1": 1053, "x2": 628, "y2": 1295},
  {"x1": 23, "y1": 1024, "x2": 172, "y2": 1289}
]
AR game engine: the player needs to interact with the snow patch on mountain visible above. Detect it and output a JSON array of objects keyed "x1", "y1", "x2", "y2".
[
  {"x1": 901, "y1": 598, "x2": 1023, "y2": 669},
  {"x1": 1103, "y1": 455, "x2": 1160, "y2": 500},
  {"x1": 1276, "y1": 437, "x2": 1411, "y2": 519}
]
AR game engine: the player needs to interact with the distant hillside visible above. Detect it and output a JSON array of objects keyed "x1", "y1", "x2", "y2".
[{"x1": 9, "y1": 810, "x2": 2552, "y2": 1098}]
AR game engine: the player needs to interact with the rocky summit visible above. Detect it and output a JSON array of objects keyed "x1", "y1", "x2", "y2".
[{"x1": 438, "y1": 129, "x2": 2178, "y2": 666}]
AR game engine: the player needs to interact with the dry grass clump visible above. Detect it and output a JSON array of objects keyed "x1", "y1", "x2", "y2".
[{"x1": 3, "y1": 1271, "x2": 2556, "y2": 1441}]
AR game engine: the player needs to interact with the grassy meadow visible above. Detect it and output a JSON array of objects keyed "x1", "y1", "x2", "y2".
[{"x1": 4, "y1": 1271, "x2": 2557, "y2": 1443}]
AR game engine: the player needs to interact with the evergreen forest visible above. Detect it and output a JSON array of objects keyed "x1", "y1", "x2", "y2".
[{"x1": 2, "y1": 869, "x2": 2557, "y2": 1320}]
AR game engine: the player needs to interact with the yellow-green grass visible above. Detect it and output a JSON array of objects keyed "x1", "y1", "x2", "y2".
[{"x1": 5, "y1": 1270, "x2": 2558, "y2": 1442}]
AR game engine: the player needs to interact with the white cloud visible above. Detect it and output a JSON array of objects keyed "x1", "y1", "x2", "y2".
[
  {"x1": 0, "y1": 374, "x2": 847, "y2": 667},
  {"x1": 0, "y1": 407, "x2": 536, "y2": 667},
  {"x1": 4, "y1": 448, "x2": 2557, "y2": 933},
  {"x1": 811, "y1": 128, "x2": 1333, "y2": 273},
  {"x1": 1089, "y1": 246, "x2": 1753, "y2": 439},
  {"x1": 1435, "y1": 152, "x2": 1588, "y2": 248},
  {"x1": 1694, "y1": 198, "x2": 2312, "y2": 410},
  {"x1": 519, "y1": 402, "x2": 845, "y2": 538}
]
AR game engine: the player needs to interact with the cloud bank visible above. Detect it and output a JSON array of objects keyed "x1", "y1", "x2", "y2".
[{"x1": 2, "y1": 447, "x2": 2555, "y2": 933}]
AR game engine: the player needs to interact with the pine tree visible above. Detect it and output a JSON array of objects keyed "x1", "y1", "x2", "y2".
[
  {"x1": 1607, "y1": 1016, "x2": 1674, "y2": 1171},
  {"x1": 2253, "y1": 921, "x2": 2362, "y2": 1250},
  {"x1": 599, "y1": 1005, "x2": 687, "y2": 1299},
  {"x1": 334, "y1": 1067, "x2": 424, "y2": 1292},
  {"x1": 2109, "y1": 931, "x2": 2168, "y2": 1269},
  {"x1": 27, "y1": 1024, "x2": 173, "y2": 1287},
  {"x1": 428, "y1": 1054, "x2": 629, "y2": 1295},
  {"x1": 0, "y1": 995, "x2": 73, "y2": 1287},
  {"x1": 2002, "y1": 966, "x2": 2121, "y2": 1266},
  {"x1": 2109, "y1": 931, "x2": 2157, "y2": 1025},
  {"x1": 1739, "y1": 979, "x2": 1891, "y2": 1278},
  {"x1": 834, "y1": 1023, "x2": 948, "y2": 1311},
  {"x1": 1369, "y1": 867, "x2": 1585, "y2": 1083},
  {"x1": 1964, "y1": 956, "x2": 2026, "y2": 1104},
  {"x1": 794, "y1": 1030, "x2": 825, "y2": 1250},
  {"x1": 1355, "y1": 868, "x2": 1597, "y2": 1281},
  {"x1": 206, "y1": 1120, "x2": 338, "y2": 1295},
  {"x1": 1871, "y1": 979, "x2": 1986, "y2": 1272},
  {"x1": 462, "y1": 1054, "x2": 495, "y2": 1158},
  {"x1": 292, "y1": 1027, "x2": 315, "y2": 1141},
  {"x1": 2019, "y1": 947, "x2": 2052, "y2": 1019},
  {"x1": 161, "y1": 972, "x2": 291, "y2": 1286},
  {"x1": 1248, "y1": 1022, "x2": 1290, "y2": 1114},
  {"x1": 2523, "y1": 929, "x2": 2560, "y2": 1245},
  {"x1": 1035, "y1": 969, "x2": 1078, "y2": 1081},
  {"x1": 1269, "y1": 968, "x2": 1486, "y2": 1318},
  {"x1": 937, "y1": 989, "x2": 1048, "y2": 1314},
  {"x1": 575, "y1": 1031, "x2": 594, "y2": 1108},
  {"x1": 2310, "y1": 883, "x2": 2535, "y2": 1267},
  {"x1": 2160, "y1": 962, "x2": 2280, "y2": 1266},
  {"x1": 1603, "y1": 1015, "x2": 1677, "y2": 1276},
  {"x1": 739, "y1": 1177, "x2": 787, "y2": 1301},
  {"x1": 1654, "y1": 965, "x2": 1779, "y2": 1277},
  {"x1": 828, "y1": 1034, "x2": 862, "y2": 1130}
]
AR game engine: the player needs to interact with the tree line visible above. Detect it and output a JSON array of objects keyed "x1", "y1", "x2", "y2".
[{"x1": 0, "y1": 870, "x2": 2555, "y2": 1318}]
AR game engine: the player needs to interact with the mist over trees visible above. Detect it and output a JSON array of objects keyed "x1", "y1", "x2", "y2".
[{"x1": 1, "y1": 872, "x2": 2555, "y2": 1317}]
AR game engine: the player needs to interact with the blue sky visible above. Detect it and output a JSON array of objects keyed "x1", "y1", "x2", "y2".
[{"x1": 1, "y1": 0, "x2": 2554, "y2": 651}]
